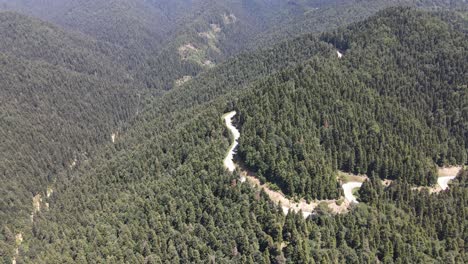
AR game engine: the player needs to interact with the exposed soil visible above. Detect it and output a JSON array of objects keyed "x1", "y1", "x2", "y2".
[
  {"x1": 342, "y1": 182, "x2": 363, "y2": 203},
  {"x1": 438, "y1": 166, "x2": 462, "y2": 177},
  {"x1": 223, "y1": 112, "x2": 351, "y2": 217},
  {"x1": 240, "y1": 168, "x2": 350, "y2": 216},
  {"x1": 223, "y1": 111, "x2": 240, "y2": 172},
  {"x1": 222, "y1": 112, "x2": 464, "y2": 218},
  {"x1": 337, "y1": 50, "x2": 343, "y2": 58}
]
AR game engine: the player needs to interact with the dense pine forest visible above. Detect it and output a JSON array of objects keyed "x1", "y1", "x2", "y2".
[
  {"x1": 1, "y1": 0, "x2": 463, "y2": 90},
  {"x1": 236, "y1": 8, "x2": 467, "y2": 199},
  {"x1": 0, "y1": 1, "x2": 467, "y2": 263}
]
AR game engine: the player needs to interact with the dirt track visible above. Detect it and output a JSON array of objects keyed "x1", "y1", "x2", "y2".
[
  {"x1": 223, "y1": 112, "x2": 353, "y2": 217},
  {"x1": 222, "y1": 112, "x2": 463, "y2": 217}
]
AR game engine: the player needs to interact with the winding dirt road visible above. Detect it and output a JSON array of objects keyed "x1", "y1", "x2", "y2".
[
  {"x1": 223, "y1": 112, "x2": 352, "y2": 217},
  {"x1": 337, "y1": 50, "x2": 343, "y2": 58},
  {"x1": 437, "y1": 166, "x2": 462, "y2": 190},
  {"x1": 342, "y1": 182, "x2": 363, "y2": 203},
  {"x1": 222, "y1": 112, "x2": 463, "y2": 217},
  {"x1": 223, "y1": 111, "x2": 240, "y2": 173}
]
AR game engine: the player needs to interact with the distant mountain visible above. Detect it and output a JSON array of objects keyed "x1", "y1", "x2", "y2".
[
  {"x1": 0, "y1": 12, "x2": 135, "y2": 82},
  {"x1": 250, "y1": 0, "x2": 467, "y2": 48},
  {"x1": 0, "y1": 0, "x2": 181, "y2": 49},
  {"x1": 3, "y1": 0, "x2": 464, "y2": 90}
]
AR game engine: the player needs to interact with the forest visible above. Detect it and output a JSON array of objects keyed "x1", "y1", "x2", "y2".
[
  {"x1": 0, "y1": 1, "x2": 467, "y2": 264},
  {"x1": 236, "y1": 8, "x2": 467, "y2": 199}
]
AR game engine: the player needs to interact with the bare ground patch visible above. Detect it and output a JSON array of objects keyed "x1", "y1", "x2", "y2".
[
  {"x1": 238, "y1": 166, "x2": 350, "y2": 216},
  {"x1": 438, "y1": 166, "x2": 462, "y2": 177}
]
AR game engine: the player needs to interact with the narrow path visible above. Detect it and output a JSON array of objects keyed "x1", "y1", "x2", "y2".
[
  {"x1": 222, "y1": 112, "x2": 464, "y2": 217},
  {"x1": 411, "y1": 167, "x2": 462, "y2": 193},
  {"x1": 239, "y1": 166, "x2": 350, "y2": 216},
  {"x1": 223, "y1": 112, "x2": 351, "y2": 217},
  {"x1": 223, "y1": 112, "x2": 245, "y2": 182},
  {"x1": 342, "y1": 182, "x2": 363, "y2": 203},
  {"x1": 338, "y1": 172, "x2": 368, "y2": 203},
  {"x1": 337, "y1": 50, "x2": 343, "y2": 58},
  {"x1": 11, "y1": 233, "x2": 22, "y2": 264},
  {"x1": 437, "y1": 166, "x2": 462, "y2": 190},
  {"x1": 438, "y1": 176, "x2": 456, "y2": 190},
  {"x1": 222, "y1": 111, "x2": 239, "y2": 172}
]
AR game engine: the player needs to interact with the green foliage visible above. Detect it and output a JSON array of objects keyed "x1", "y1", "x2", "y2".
[
  {"x1": 0, "y1": 12, "x2": 141, "y2": 253},
  {"x1": 237, "y1": 7, "x2": 467, "y2": 199},
  {"x1": 0, "y1": 3, "x2": 467, "y2": 264}
]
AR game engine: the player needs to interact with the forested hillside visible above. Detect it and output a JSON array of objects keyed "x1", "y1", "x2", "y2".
[
  {"x1": 0, "y1": 0, "x2": 332, "y2": 89},
  {"x1": 2, "y1": 0, "x2": 464, "y2": 90},
  {"x1": 0, "y1": 12, "x2": 142, "y2": 258},
  {"x1": 0, "y1": 0, "x2": 178, "y2": 50},
  {"x1": 2, "y1": 7, "x2": 466, "y2": 263},
  {"x1": 0, "y1": 12, "x2": 134, "y2": 82},
  {"x1": 248, "y1": 0, "x2": 467, "y2": 49},
  {"x1": 236, "y1": 7, "x2": 467, "y2": 199}
]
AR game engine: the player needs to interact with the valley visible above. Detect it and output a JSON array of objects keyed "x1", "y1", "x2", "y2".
[{"x1": 0, "y1": 1, "x2": 466, "y2": 263}]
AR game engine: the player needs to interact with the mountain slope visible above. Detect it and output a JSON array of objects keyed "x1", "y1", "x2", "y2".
[
  {"x1": 10, "y1": 7, "x2": 467, "y2": 263},
  {"x1": 236, "y1": 7, "x2": 467, "y2": 199},
  {"x1": 135, "y1": 0, "x2": 468, "y2": 89},
  {"x1": 0, "y1": 0, "x2": 180, "y2": 50},
  {"x1": 0, "y1": 11, "x2": 135, "y2": 83},
  {"x1": 4, "y1": 0, "x2": 464, "y2": 91},
  {"x1": 0, "y1": 51, "x2": 139, "y2": 219},
  {"x1": 0, "y1": 13, "x2": 142, "y2": 260},
  {"x1": 248, "y1": 0, "x2": 467, "y2": 51}
]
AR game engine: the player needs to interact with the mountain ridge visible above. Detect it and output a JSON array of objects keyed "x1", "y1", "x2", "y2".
[
  {"x1": 0, "y1": 3, "x2": 467, "y2": 263},
  {"x1": 7, "y1": 7, "x2": 465, "y2": 263}
]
